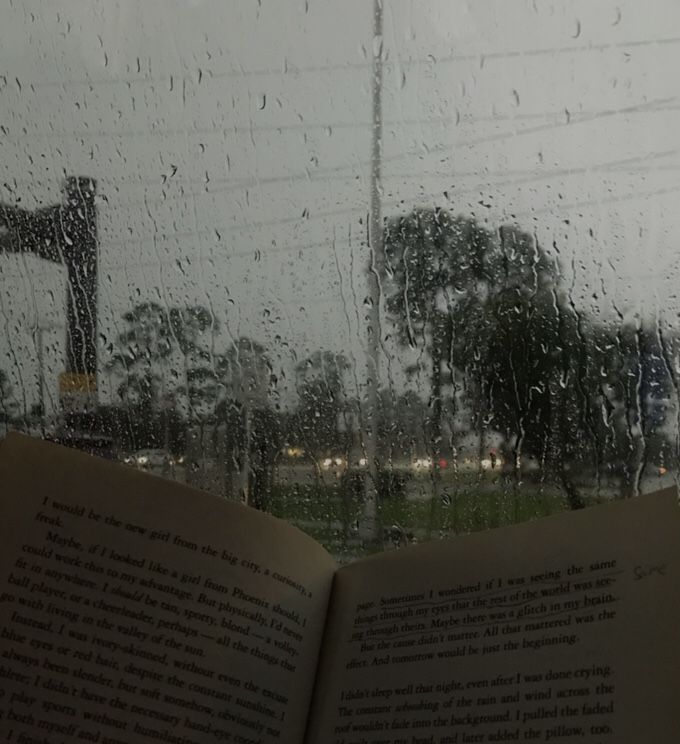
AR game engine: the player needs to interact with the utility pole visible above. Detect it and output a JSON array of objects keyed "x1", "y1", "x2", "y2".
[
  {"x1": 33, "y1": 323, "x2": 61, "y2": 435},
  {"x1": 362, "y1": 0, "x2": 384, "y2": 545},
  {"x1": 33, "y1": 327, "x2": 46, "y2": 434}
]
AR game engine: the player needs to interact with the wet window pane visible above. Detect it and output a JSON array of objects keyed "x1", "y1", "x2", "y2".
[{"x1": 1, "y1": 1, "x2": 678, "y2": 559}]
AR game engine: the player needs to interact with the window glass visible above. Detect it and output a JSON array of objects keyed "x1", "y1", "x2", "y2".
[{"x1": 1, "y1": 1, "x2": 678, "y2": 559}]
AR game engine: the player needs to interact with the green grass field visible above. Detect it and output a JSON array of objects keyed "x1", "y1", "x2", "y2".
[{"x1": 268, "y1": 472, "x2": 596, "y2": 560}]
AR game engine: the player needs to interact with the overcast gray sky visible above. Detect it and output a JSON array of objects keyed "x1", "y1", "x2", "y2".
[{"x1": 1, "y1": 0, "x2": 679, "y2": 413}]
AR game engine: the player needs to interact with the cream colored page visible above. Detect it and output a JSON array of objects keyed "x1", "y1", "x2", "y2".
[
  {"x1": 306, "y1": 492, "x2": 680, "y2": 744},
  {"x1": 0, "y1": 434, "x2": 336, "y2": 744}
]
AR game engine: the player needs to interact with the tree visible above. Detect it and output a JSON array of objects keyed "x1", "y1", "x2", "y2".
[
  {"x1": 106, "y1": 302, "x2": 177, "y2": 450},
  {"x1": 480, "y1": 228, "x2": 566, "y2": 468},
  {"x1": 461, "y1": 226, "x2": 667, "y2": 508},
  {"x1": 218, "y1": 336, "x2": 271, "y2": 408},
  {"x1": 169, "y1": 305, "x2": 215, "y2": 356},
  {"x1": 592, "y1": 318, "x2": 677, "y2": 496},
  {"x1": 448, "y1": 223, "x2": 598, "y2": 508},
  {"x1": 384, "y1": 204, "x2": 680, "y2": 509},
  {"x1": 374, "y1": 387, "x2": 429, "y2": 462},
  {"x1": 217, "y1": 337, "x2": 273, "y2": 507},
  {"x1": 383, "y1": 209, "x2": 599, "y2": 509},
  {"x1": 294, "y1": 350, "x2": 351, "y2": 461},
  {"x1": 383, "y1": 208, "x2": 496, "y2": 487},
  {"x1": 247, "y1": 406, "x2": 283, "y2": 511},
  {"x1": 0, "y1": 369, "x2": 19, "y2": 425},
  {"x1": 169, "y1": 305, "x2": 219, "y2": 423},
  {"x1": 108, "y1": 302, "x2": 174, "y2": 409}
]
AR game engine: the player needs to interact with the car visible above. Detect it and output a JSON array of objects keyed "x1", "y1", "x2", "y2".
[{"x1": 124, "y1": 449, "x2": 179, "y2": 470}]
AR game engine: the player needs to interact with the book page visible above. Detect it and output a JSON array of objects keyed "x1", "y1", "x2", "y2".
[
  {"x1": 0, "y1": 434, "x2": 337, "y2": 744},
  {"x1": 306, "y1": 492, "x2": 680, "y2": 744}
]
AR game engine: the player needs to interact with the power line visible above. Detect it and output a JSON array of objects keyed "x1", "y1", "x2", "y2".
[
  {"x1": 85, "y1": 95, "x2": 668, "y2": 200},
  {"x1": 99, "y1": 238, "x2": 334, "y2": 270},
  {"x1": 89, "y1": 147, "x2": 678, "y2": 211},
  {"x1": 2, "y1": 97, "x2": 675, "y2": 199},
  {"x1": 97, "y1": 180, "x2": 680, "y2": 268},
  {"x1": 10, "y1": 35, "x2": 680, "y2": 90},
  {"x1": 89, "y1": 149, "x2": 679, "y2": 224},
  {"x1": 100, "y1": 202, "x2": 370, "y2": 249},
  {"x1": 288, "y1": 96, "x2": 680, "y2": 180},
  {"x1": 4, "y1": 156, "x2": 678, "y2": 257},
  {"x1": 511, "y1": 183, "x2": 680, "y2": 221},
  {"x1": 390, "y1": 152, "x2": 680, "y2": 194},
  {"x1": 96, "y1": 167, "x2": 677, "y2": 227},
  {"x1": 124, "y1": 96, "x2": 680, "y2": 196},
  {"x1": 3, "y1": 123, "x2": 678, "y2": 244},
  {"x1": 3, "y1": 154, "x2": 677, "y2": 204},
  {"x1": 4, "y1": 101, "x2": 680, "y2": 143}
]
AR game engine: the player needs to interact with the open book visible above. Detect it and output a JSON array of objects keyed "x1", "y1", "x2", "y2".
[{"x1": 0, "y1": 434, "x2": 678, "y2": 744}]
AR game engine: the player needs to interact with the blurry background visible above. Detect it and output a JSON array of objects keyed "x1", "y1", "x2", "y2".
[{"x1": 1, "y1": 0, "x2": 679, "y2": 558}]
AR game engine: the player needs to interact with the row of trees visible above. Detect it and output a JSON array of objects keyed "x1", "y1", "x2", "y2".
[
  {"x1": 3, "y1": 207, "x2": 677, "y2": 509},
  {"x1": 101, "y1": 304, "x2": 447, "y2": 460},
  {"x1": 383, "y1": 208, "x2": 677, "y2": 505},
  {"x1": 101, "y1": 208, "x2": 677, "y2": 507},
  {"x1": 98, "y1": 305, "x2": 363, "y2": 506},
  {"x1": 103, "y1": 304, "x2": 355, "y2": 448}
]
